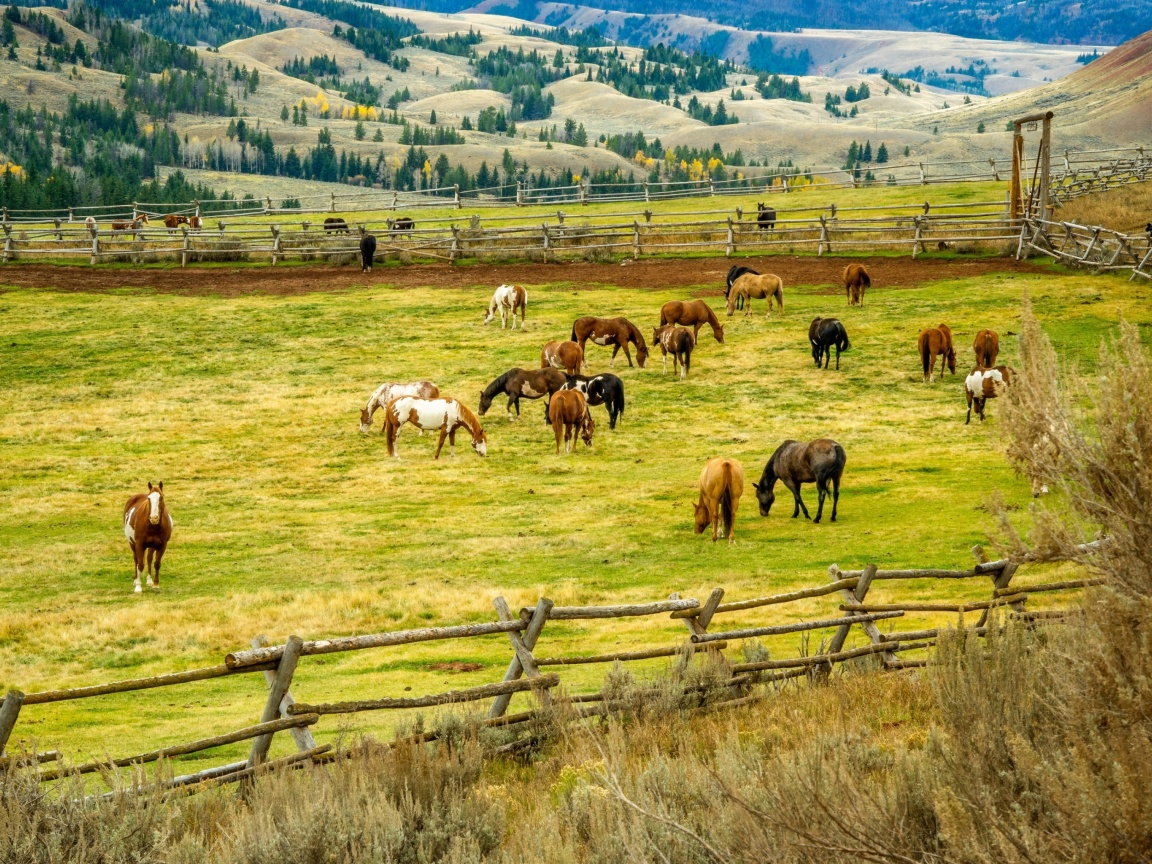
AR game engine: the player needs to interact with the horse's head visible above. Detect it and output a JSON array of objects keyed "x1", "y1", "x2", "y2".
[
  {"x1": 580, "y1": 410, "x2": 595, "y2": 448},
  {"x1": 146, "y1": 481, "x2": 165, "y2": 525},
  {"x1": 752, "y1": 480, "x2": 775, "y2": 517},
  {"x1": 692, "y1": 501, "x2": 709, "y2": 534},
  {"x1": 137, "y1": 213, "x2": 150, "y2": 225},
  {"x1": 482, "y1": 307, "x2": 495, "y2": 325},
  {"x1": 477, "y1": 390, "x2": 492, "y2": 415},
  {"x1": 359, "y1": 406, "x2": 373, "y2": 433},
  {"x1": 757, "y1": 202, "x2": 765, "y2": 213},
  {"x1": 636, "y1": 344, "x2": 648, "y2": 368},
  {"x1": 713, "y1": 323, "x2": 724, "y2": 344},
  {"x1": 946, "y1": 347, "x2": 957, "y2": 375},
  {"x1": 652, "y1": 326, "x2": 662, "y2": 345},
  {"x1": 472, "y1": 427, "x2": 488, "y2": 457}
]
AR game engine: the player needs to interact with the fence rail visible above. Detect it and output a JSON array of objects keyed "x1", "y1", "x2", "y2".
[
  {"x1": 1016, "y1": 217, "x2": 1152, "y2": 280},
  {"x1": 0, "y1": 542, "x2": 1102, "y2": 796}
]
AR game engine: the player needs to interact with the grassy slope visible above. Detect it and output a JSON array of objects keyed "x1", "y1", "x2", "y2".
[{"x1": 0, "y1": 260, "x2": 1144, "y2": 775}]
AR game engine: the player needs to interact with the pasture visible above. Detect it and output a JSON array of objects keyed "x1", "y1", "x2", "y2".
[{"x1": 0, "y1": 255, "x2": 1145, "y2": 776}]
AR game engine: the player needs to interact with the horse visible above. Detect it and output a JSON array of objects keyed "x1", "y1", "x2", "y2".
[
  {"x1": 484, "y1": 284, "x2": 527, "y2": 330},
  {"x1": 843, "y1": 263, "x2": 870, "y2": 306},
  {"x1": 189, "y1": 215, "x2": 202, "y2": 232},
  {"x1": 359, "y1": 231, "x2": 376, "y2": 271},
  {"x1": 388, "y1": 216, "x2": 415, "y2": 239},
  {"x1": 383, "y1": 397, "x2": 487, "y2": 459},
  {"x1": 725, "y1": 265, "x2": 758, "y2": 311},
  {"x1": 123, "y1": 482, "x2": 173, "y2": 593},
  {"x1": 112, "y1": 214, "x2": 148, "y2": 235},
  {"x1": 918, "y1": 324, "x2": 956, "y2": 382},
  {"x1": 753, "y1": 439, "x2": 845, "y2": 524},
  {"x1": 694, "y1": 457, "x2": 744, "y2": 544},
  {"x1": 809, "y1": 317, "x2": 850, "y2": 370},
  {"x1": 570, "y1": 317, "x2": 647, "y2": 368},
  {"x1": 479, "y1": 367, "x2": 566, "y2": 421},
  {"x1": 559, "y1": 373, "x2": 625, "y2": 429},
  {"x1": 360, "y1": 381, "x2": 440, "y2": 432},
  {"x1": 659, "y1": 300, "x2": 724, "y2": 344},
  {"x1": 652, "y1": 325, "x2": 694, "y2": 379},
  {"x1": 548, "y1": 389, "x2": 595, "y2": 454},
  {"x1": 756, "y1": 203, "x2": 776, "y2": 231},
  {"x1": 965, "y1": 365, "x2": 1014, "y2": 424},
  {"x1": 726, "y1": 272, "x2": 784, "y2": 317},
  {"x1": 84, "y1": 215, "x2": 96, "y2": 237},
  {"x1": 324, "y1": 217, "x2": 350, "y2": 234},
  {"x1": 973, "y1": 329, "x2": 999, "y2": 368},
  {"x1": 541, "y1": 340, "x2": 584, "y2": 376},
  {"x1": 163, "y1": 214, "x2": 189, "y2": 233}
]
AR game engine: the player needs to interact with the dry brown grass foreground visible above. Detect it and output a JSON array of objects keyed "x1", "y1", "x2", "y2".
[{"x1": 3, "y1": 298, "x2": 1152, "y2": 863}]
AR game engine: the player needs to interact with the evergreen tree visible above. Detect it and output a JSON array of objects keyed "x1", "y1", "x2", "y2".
[
  {"x1": 876, "y1": 142, "x2": 888, "y2": 163},
  {"x1": 354, "y1": 119, "x2": 365, "y2": 140},
  {"x1": 862, "y1": 140, "x2": 872, "y2": 161},
  {"x1": 373, "y1": 127, "x2": 383, "y2": 142},
  {"x1": 429, "y1": 109, "x2": 437, "y2": 124},
  {"x1": 281, "y1": 104, "x2": 289, "y2": 121}
]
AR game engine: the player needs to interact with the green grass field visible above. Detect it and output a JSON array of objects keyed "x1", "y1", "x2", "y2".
[{"x1": 0, "y1": 257, "x2": 1144, "y2": 778}]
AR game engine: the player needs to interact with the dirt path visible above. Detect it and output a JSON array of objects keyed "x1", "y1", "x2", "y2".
[{"x1": 0, "y1": 255, "x2": 1046, "y2": 297}]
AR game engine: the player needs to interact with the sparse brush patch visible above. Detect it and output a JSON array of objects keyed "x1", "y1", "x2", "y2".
[{"x1": 1053, "y1": 182, "x2": 1152, "y2": 234}]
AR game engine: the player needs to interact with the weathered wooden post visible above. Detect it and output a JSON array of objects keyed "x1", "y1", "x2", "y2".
[
  {"x1": 68, "y1": 207, "x2": 74, "y2": 223},
  {"x1": 0, "y1": 690, "x2": 24, "y2": 756},
  {"x1": 821, "y1": 563, "x2": 896, "y2": 675},
  {"x1": 194, "y1": 200, "x2": 201, "y2": 218},
  {"x1": 330, "y1": 192, "x2": 337, "y2": 212},
  {"x1": 726, "y1": 216, "x2": 734, "y2": 257},
  {"x1": 709, "y1": 180, "x2": 715, "y2": 196},
  {"x1": 391, "y1": 192, "x2": 398, "y2": 211},
  {"x1": 251, "y1": 635, "x2": 316, "y2": 753},
  {"x1": 54, "y1": 218, "x2": 62, "y2": 241},
  {"x1": 247, "y1": 635, "x2": 304, "y2": 768},
  {"x1": 489, "y1": 598, "x2": 552, "y2": 718},
  {"x1": 541, "y1": 223, "x2": 549, "y2": 262},
  {"x1": 450, "y1": 225, "x2": 460, "y2": 263},
  {"x1": 218, "y1": 221, "x2": 226, "y2": 239},
  {"x1": 2, "y1": 223, "x2": 11, "y2": 263},
  {"x1": 633, "y1": 220, "x2": 640, "y2": 260},
  {"x1": 972, "y1": 545, "x2": 1022, "y2": 627},
  {"x1": 644, "y1": 208, "x2": 652, "y2": 224},
  {"x1": 670, "y1": 589, "x2": 724, "y2": 658},
  {"x1": 515, "y1": 181, "x2": 523, "y2": 207},
  {"x1": 918, "y1": 163, "x2": 926, "y2": 185},
  {"x1": 270, "y1": 225, "x2": 281, "y2": 266},
  {"x1": 912, "y1": 216, "x2": 922, "y2": 259},
  {"x1": 781, "y1": 173, "x2": 789, "y2": 193},
  {"x1": 454, "y1": 184, "x2": 460, "y2": 209},
  {"x1": 818, "y1": 214, "x2": 828, "y2": 256},
  {"x1": 265, "y1": 196, "x2": 273, "y2": 212},
  {"x1": 90, "y1": 225, "x2": 99, "y2": 265},
  {"x1": 579, "y1": 178, "x2": 587, "y2": 206},
  {"x1": 643, "y1": 180, "x2": 649, "y2": 202},
  {"x1": 181, "y1": 225, "x2": 190, "y2": 268}
]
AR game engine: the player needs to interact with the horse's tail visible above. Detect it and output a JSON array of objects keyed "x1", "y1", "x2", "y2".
[
  {"x1": 384, "y1": 410, "x2": 397, "y2": 456},
  {"x1": 774, "y1": 281, "x2": 784, "y2": 313},
  {"x1": 816, "y1": 443, "x2": 847, "y2": 488},
  {"x1": 570, "y1": 322, "x2": 578, "y2": 342},
  {"x1": 920, "y1": 334, "x2": 931, "y2": 378},
  {"x1": 614, "y1": 382, "x2": 624, "y2": 422},
  {"x1": 838, "y1": 323, "x2": 850, "y2": 352},
  {"x1": 718, "y1": 463, "x2": 736, "y2": 537},
  {"x1": 861, "y1": 270, "x2": 871, "y2": 289}
]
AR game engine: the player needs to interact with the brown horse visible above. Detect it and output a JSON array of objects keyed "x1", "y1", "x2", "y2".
[
  {"x1": 754, "y1": 439, "x2": 845, "y2": 523},
  {"x1": 843, "y1": 263, "x2": 870, "y2": 306},
  {"x1": 111, "y1": 214, "x2": 149, "y2": 234},
  {"x1": 383, "y1": 397, "x2": 487, "y2": 459},
  {"x1": 652, "y1": 325, "x2": 694, "y2": 379},
  {"x1": 361, "y1": 381, "x2": 440, "y2": 432},
  {"x1": 694, "y1": 457, "x2": 744, "y2": 544},
  {"x1": 189, "y1": 215, "x2": 203, "y2": 232},
  {"x1": 548, "y1": 389, "x2": 595, "y2": 454},
  {"x1": 918, "y1": 324, "x2": 957, "y2": 382},
  {"x1": 965, "y1": 365, "x2": 1014, "y2": 424},
  {"x1": 541, "y1": 340, "x2": 584, "y2": 376},
  {"x1": 163, "y1": 214, "x2": 189, "y2": 232},
  {"x1": 570, "y1": 317, "x2": 648, "y2": 368},
  {"x1": 726, "y1": 272, "x2": 784, "y2": 317},
  {"x1": 659, "y1": 300, "x2": 724, "y2": 344},
  {"x1": 973, "y1": 329, "x2": 999, "y2": 368},
  {"x1": 123, "y1": 482, "x2": 173, "y2": 592},
  {"x1": 479, "y1": 367, "x2": 566, "y2": 421}
]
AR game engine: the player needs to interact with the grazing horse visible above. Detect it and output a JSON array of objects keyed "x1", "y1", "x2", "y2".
[
  {"x1": 559, "y1": 373, "x2": 625, "y2": 429},
  {"x1": 548, "y1": 389, "x2": 595, "y2": 454},
  {"x1": 725, "y1": 265, "x2": 758, "y2": 311},
  {"x1": 360, "y1": 381, "x2": 440, "y2": 432},
  {"x1": 541, "y1": 340, "x2": 584, "y2": 376},
  {"x1": 918, "y1": 324, "x2": 956, "y2": 382},
  {"x1": 652, "y1": 325, "x2": 694, "y2": 379},
  {"x1": 479, "y1": 367, "x2": 566, "y2": 421},
  {"x1": 163, "y1": 214, "x2": 189, "y2": 233},
  {"x1": 965, "y1": 365, "x2": 1014, "y2": 424},
  {"x1": 973, "y1": 329, "x2": 999, "y2": 368},
  {"x1": 659, "y1": 300, "x2": 724, "y2": 344},
  {"x1": 843, "y1": 263, "x2": 870, "y2": 306},
  {"x1": 756, "y1": 203, "x2": 776, "y2": 231},
  {"x1": 754, "y1": 439, "x2": 846, "y2": 523},
  {"x1": 726, "y1": 272, "x2": 784, "y2": 317},
  {"x1": 84, "y1": 215, "x2": 96, "y2": 237},
  {"x1": 570, "y1": 317, "x2": 647, "y2": 368},
  {"x1": 484, "y1": 284, "x2": 528, "y2": 330},
  {"x1": 809, "y1": 317, "x2": 850, "y2": 370},
  {"x1": 189, "y1": 215, "x2": 202, "y2": 232},
  {"x1": 694, "y1": 457, "x2": 744, "y2": 544},
  {"x1": 123, "y1": 482, "x2": 173, "y2": 593},
  {"x1": 388, "y1": 216, "x2": 415, "y2": 239},
  {"x1": 112, "y1": 214, "x2": 149, "y2": 235},
  {"x1": 324, "y1": 217, "x2": 350, "y2": 234},
  {"x1": 384, "y1": 397, "x2": 487, "y2": 459},
  {"x1": 359, "y1": 231, "x2": 377, "y2": 271}
]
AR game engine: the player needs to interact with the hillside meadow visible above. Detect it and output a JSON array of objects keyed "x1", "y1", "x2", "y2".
[{"x1": 0, "y1": 256, "x2": 1144, "y2": 779}]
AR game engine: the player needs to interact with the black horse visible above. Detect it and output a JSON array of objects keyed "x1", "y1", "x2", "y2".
[
  {"x1": 725, "y1": 265, "x2": 758, "y2": 311},
  {"x1": 756, "y1": 203, "x2": 776, "y2": 231},
  {"x1": 809, "y1": 317, "x2": 850, "y2": 370},
  {"x1": 555, "y1": 373, "x2": 626, "y2": 429},
  {"x1": 754, "y1": 439, "x2": 846, "y2": 523},
  {"x1": 359, "y1": 232, "x2": 376, "y2": 272}
]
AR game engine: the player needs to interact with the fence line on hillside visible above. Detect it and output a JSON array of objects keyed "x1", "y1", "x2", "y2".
[
  {"x1": 0, "y1": 543, "x2": 1100, "y2": 796},
  {"x1": 0, "y1": 147, "x2": 1146, "y2": 225}
]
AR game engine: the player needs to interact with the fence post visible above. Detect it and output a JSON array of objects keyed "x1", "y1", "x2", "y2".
[
  {"x1": 782, "y1": 173, "x2": 789, "y2": 193},
  {"x1": 133, "y1": 203, "x2": 139, "y2": 220},
  {"x1": 181, "y1": 225, "x2": 190, "y2": 268},
  {"x1": 2, "y1": 223, "x2": 11, "y2": 263},
  {"x1": 912, "y1": 216, "x2": 922, "y2": 259},
  {"x1": 489, "y1": 598, "x2": 552, "y2": 719},
  {"x1": 90, "y1": 226, "x2": 99, "y2": 265},
  {"x1": 270, "y1": 225, "x2": 281, "y2": 266},
  {"x1": 633, "y1": 220, "x2": 640, "y2": 260},
  {"x1": 68, "y1": 207, "x2": 74, "y2": 223},
  {"x1": 541, "y1": 224, "x2": 549, "y2": 262},
  {"x1": 972, "y1": 546, "x2": 1022, "y2": 627},
  {"x1": 454, "y1": 184, "x2": 460, "y2": 209},
  {"x1": 194, "y1": 200, "x2": 201, "y2": 218},
  {"x1": 218, "y1": 221, "x2": 226, "y2": 239},
  {"x1": 644, "y1": 209, "x2": 652, "y2": 224},
  {"x1": 330, "y1": 193, "x2": 336, "y2": 213},
  {"x1": 988, "y1": 158, "x2": 1000, "y2": 181},
  {"x1": 643, "y1": 180, "x2": 649, "y2": 203},
  {"x1": 265, "y1": 197, "x2": 272, "y2": 213},
  {"x1": 818, "y1": 215, "x2": 828, "y2": 256},
  {"x1": 670, "y1": 589, "x2": 724, "y2": 658},
  {"x1": 251, "y1": 635, "x2": 316, "y2": 753},
  {"x1": 450, "y1": 225, "x2": 459, "y2": 263},
  {"x1": 820, "y1": 563, "x2": 897, "y2": 675},
  {"x1": 391, "y1": 192, "x2": 398, "y2": 211},
  {"x1": 0, "y1": 690, "x2": 25, "y2": 757},
  {"x1": 579, "y1": 179, "x2": 587, "y2": 206},
  {"x1": 829, "y1": 203, "x2": 837, "y2": 222},
  {"x1": 247, "y1": 635, "x2": 304, "y2": 768},
  {"x1": 709, "y1": 180, "x2": 715, "y2": 196},
  {"x1": 54, "y1": 218, "x2": 62, "y2": 241},
  {"x1": 726, "y1": 216, "x2": 734, "y2": 257},
  {"x1": 492, "y1": 597, "x2": 550, "y2": 709},
  {"x1": 918, "y1": 163, "x2": 926, "y2": 185},
  {"x1": 515, "y1": 181, "x2": 523, "y2": 207}
]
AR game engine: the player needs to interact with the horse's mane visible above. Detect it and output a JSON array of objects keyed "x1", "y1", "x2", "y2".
[
  {"x1": 700, "y1": 301, "x2": 720, "y2": 327},
  {"x1": 622, "y1": 317, "x2": 646, "y2": 347},
  {"x1": 762, "y1": 441, "x2": 794, "y2": 486},
  {"x1": 482, "y1": 369, "x2": 517, "y2": 400},
  {"x1": 455, "y1": 400, "x2": 482, "y2": 435}
]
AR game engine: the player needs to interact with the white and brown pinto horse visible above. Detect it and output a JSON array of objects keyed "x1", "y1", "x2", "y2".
[
  {"x1": 570, "y1": 317, "x2": 648, "y2": 368},
  {"x1": 484, "y1": 284, "x2": 528, "y2": 330},
  {"x1": 384, "y1": 397, "x2": 487, "y2": 459},
  {"x1": 965, "y1": 365, "x2": 1013, "y2": 424},
  {"x1": 694, "y1": 457, "x2": 744, "y2": 544},
  {"x1": 123, "y1": 482, "x2": 172, "y2": 592},
  {"x1": 548, "y1": 389, "x2": 594, "y2": 454},
  {"x1": 725, "y1": 272, "x2": 784, "y2": 317},
  {"x1": 652, "y1": 325, "x2": 694, "y2": 379},
  {"x1": 361, "y1": 381, "x2": 440, "y2": 432},
  {"x1": 541, "y1": 340, "x2": 584, "y2": 376}
]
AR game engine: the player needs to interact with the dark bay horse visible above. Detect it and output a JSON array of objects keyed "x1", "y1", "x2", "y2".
[
  {"x1": 123, "y1": 482, "x2": 172, "y2": 592},
  {"x1": 548, "y1": 389, "x2": 595, "y2": 454},
  {"x1": 843, "y1": 263, "x2": 870, "y2": 306},
  {"x1": 809, "y1": 317, "x2": 850, "y2": 370},
  {"x1": 754, "y1": 439, "x2": 845, "y2": 523},
  {"x1": 756, "y1": 203, "x2": 776, "y2": 231},
  {"x1": 652, "y1": 325, "x2": 694, "y2": 379},
  {"x1": 559, "y1": 373, "x2": 625, "y2": 429},
  {"x1": 659, "y1": 300, "x2": 724, "y2": 344},
  {"x1": 973, "y1": 329, "x2": 999, "y2": 368},
  {"x1": 359, "y1": 231, "x2": 376, "y2": 272},
  {"x1": 480, "y1": 367, "x2": 566, "y2": 421},
  {"x1": 918, "y1": 324, "x2": 956, "y2": 382},
  {"x1": 694, "y1": 457, "x2": 744, "y2": 544},
  {"x1": 570, "y1": 317, "x2": 648, "y2": 368}
]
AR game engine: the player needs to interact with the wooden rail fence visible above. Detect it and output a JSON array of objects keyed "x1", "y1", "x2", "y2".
[{"x1": 0, "y1": 543, "x2": 1100, "y2": 795}]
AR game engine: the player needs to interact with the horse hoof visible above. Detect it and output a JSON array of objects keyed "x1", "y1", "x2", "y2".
[{"x1": 134, "y1": 585, "x2": 142, "y2": 593}]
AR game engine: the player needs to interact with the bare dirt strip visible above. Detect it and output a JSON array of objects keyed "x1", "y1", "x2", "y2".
[{"x1": 0, "y1": 256, "x2": 1046, "y2": 297}]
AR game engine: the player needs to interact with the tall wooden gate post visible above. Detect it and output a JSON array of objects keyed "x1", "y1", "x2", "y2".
[
  {"x1": 489, "y1": 598, "x2": 552, "y2": 719},
  {"x1": 0, "y1": 690, "x2": 25, "y2": 757},
  {"x1": 247, "y1": 635, "x2": 304, "y2": 768}
]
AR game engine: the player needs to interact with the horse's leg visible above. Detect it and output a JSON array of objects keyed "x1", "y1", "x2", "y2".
[
  {"x1": 831, "y1": 474, "x2": 840, "y2": 522},
  {"x1": 153, "y1": 545, "x2": 164, "y2": 588},
  {"x1": 433, "y1": 426, "x2": 448, "y2": 459},
  {"x1": 554, "y1": 420, "x2": 562, "y2": 454},
  {"x1": 610, "y1": 344, "x2": 619, "y2": 368},
  {"x1": 662, "y1": 350, "x2": 668, "y2": 375},
  {"x1": 814, "y1": 480, "x2": 827, "y2": 524},
  {"x1": 131, "y1": 542, "x2": 143, "y2": 593},
  {"x1": 145, "y1": 547, "x2": 156, "y2": 587},
  {"x1": 796, "y1": 482, "x2": 811, "y2": 520},
  {"x1": 448, "y1": 426, "x2": 458, "y2": 455}
]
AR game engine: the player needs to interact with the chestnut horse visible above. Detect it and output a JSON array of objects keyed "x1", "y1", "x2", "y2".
[
  {"x1": 123, "y1": 482, "x2": 173, "y2": 592},
  {"x1": 361, "y1": 381, "x2": 440, "y2": 432},
  {"x1": 112, "y1": 214, "x2": 149, "y2": 234},
  {"x1": 548, "y1": 389, "x2": 595, "y2": 454},
  {"x1": 479, "y1": 367, "x2": 566, "y2": 421},
  {"x1": 541, "y1": 340, "x2": 584, "y2": 376},
  {"x1": 570, "y1": 316, "x2": 648, "y2": 368},
  {"x1": 843, "y1": 263, "x2": 870, "y2": 306},
  {"x1": 484, "y1": 284, "x2": 527, "y2": 330},
  {"x1": 659, "y1": 300, "x2": 724, "y2": 344},
  {"x1": 652, "y1": 325, "x2": 694, "y2": 379},
  {"x1": 753, "y1": 438, "x2": 845, "y2": 523},
  {"x1": 163, "y1": 214, "x2": 189, "y2": 233},
  {"x1": 725, "y1": 265, "x2": 758, "y2": 311},
  {"x1": 384, "y1": 397, "x2": 487, "y2": 459},
  {"x1": 965, "y1": 365, "x2": 1014, "y2": 424},
  {"x1": 918, "y1": 324, "x2": 956, "y2": 382},
  {"x1": 694, "y1": 457, "x2": 744, "y2": 544},
  {"x1": 726, "y1": 272, "x2": 784, "y2": 317},
  {"x1": 973, "y1": 329, "x2": 999, "y2": 368}
]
